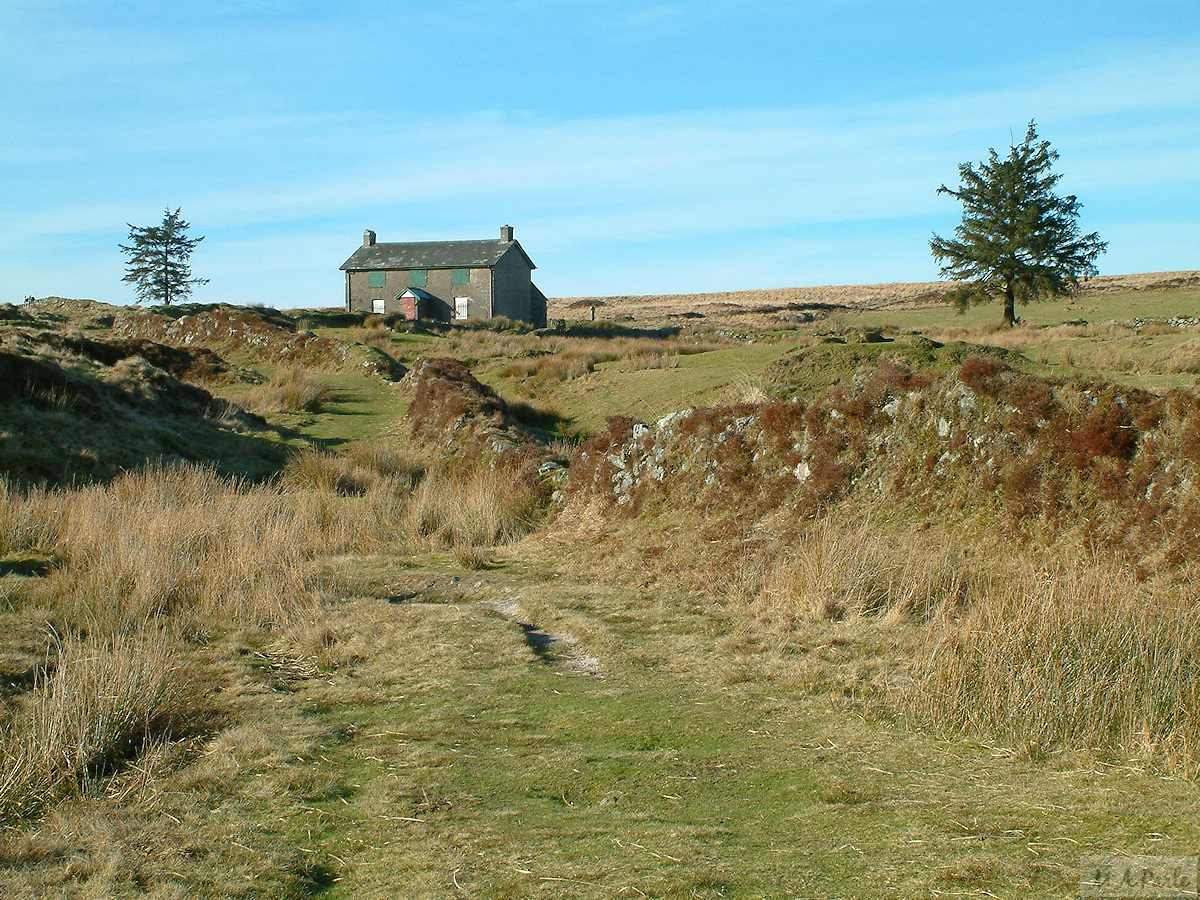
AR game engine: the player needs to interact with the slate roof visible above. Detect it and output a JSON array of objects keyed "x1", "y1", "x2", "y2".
[{"x1": 339, "y1": 239, "x2": 535, "y2": 272}]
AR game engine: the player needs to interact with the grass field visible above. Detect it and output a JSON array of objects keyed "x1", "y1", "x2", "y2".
[
  {"x1": 242, "y1": 553, "x2": 1200, "y2": 899},
  {"x1": 3, "y1": 280, "x2": 1200, "y2": 897}
]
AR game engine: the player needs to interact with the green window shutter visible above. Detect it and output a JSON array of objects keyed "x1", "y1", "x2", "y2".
[
  {"x1": 410, "y1": 269, "x2": 428, "y2": 287},
  {"x1": 452, "y1": 268, "x2": 470, "y2": 285},
  {"x1": 368, "y1": 271, "x2": 386, "y2": 288}
]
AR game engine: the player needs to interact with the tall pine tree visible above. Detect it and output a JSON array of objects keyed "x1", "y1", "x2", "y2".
[
  {"x1": 930, "y1": 123, "x2": 1106, "y2": 327},
  {"x1": 119, "y1": 208, "x2": 209, "y2": 305}
]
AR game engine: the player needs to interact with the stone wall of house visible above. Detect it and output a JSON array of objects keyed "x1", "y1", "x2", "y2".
[
  {"x1": 530, "y1": 283, "x2": 548, "y2": 328},
  {"x1": 490, "y1": 250, "x2": 533, "y2": 322},
  {"x1": 347, "y1": 267, "x2": 491, "y2": 320}
]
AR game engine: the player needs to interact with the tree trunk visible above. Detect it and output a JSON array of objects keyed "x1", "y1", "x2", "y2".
[{"x1": 1002, "y1": 282, "x2": 1016, "y2": 327}]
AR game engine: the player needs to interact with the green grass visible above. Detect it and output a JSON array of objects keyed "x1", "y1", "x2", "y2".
[
  {"x1": 263, "y1": 553, "x2": 1200, "y2": 899},
  {"x1": 283, "y1": 370, "x2": 411, "y2": 446},
  {"x1": 845, "y1": 287, "x2": 1200, "y2": 331},
  {"x1": 489, "y1": 343, "x2": 795, "y2": 432}
]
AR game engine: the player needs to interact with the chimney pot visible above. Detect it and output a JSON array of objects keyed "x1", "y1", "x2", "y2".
[
  {"x1": 363, "y1": 229, "x2": 376, "y2": 247},
  {"x1": 500, "y1": 225, "x2": 514, "y2": 242}
]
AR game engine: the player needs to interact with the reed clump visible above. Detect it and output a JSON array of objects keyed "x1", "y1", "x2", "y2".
[
  {"x1": 748, "y1": 517, "x2": 971, "y2": 625},
  {"x1": 407, "y1": 467, "x2": 544, "y2": 549}
]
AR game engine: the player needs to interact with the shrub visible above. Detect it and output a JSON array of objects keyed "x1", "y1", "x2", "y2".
[{"x1": 957, "y1": 356, "x2": 1009, "y2": 394}]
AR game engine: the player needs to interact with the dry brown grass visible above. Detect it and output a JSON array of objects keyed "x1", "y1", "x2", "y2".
[
  {"x1": 436, "y1": 328, "x2": 730, "y2": 383},
  {"x1": 0, "y1": 630, "x2": 196, "y2": 824},
  {"x1": 452, "y1": 544, "x2": 494, "y2": 569},
  {"x1": 550, "y1": 271, "x2": 1200, "y2": 327},
  {"x1": 245, "y1": 363, "x2": 329, "y2": 413},
  {"x1": 499, "y1": 340, "x2": 722, "y2": 381},
  {"x1": 1158, "y1": 337, "x2": 1200, "y2": 374},
  {"x1": 906, "y1": 558, "x2": 1200, "y2": 773},
  {"x1": 36, "y1": 465, "x2": 326, "y2": 627},
  {"x1": 0, "y1": 481, "x2": 59, "y2": 556},
  {"x1": 407, "y1": 467, "x2": 543, "y2": 549},
  {"x1": 349, "y1": 317, "x2": 395, "y2": 351},
  {"x1": 746, "y1": 517, "x2": 971, "y2": 625},
  {"x1": 721, "y1": 512, "x2": 1200, "y2": 773},
  {"x1": 926, "y1": 322, "x2": 1093, "y2": 348},
  {"x1": 0, "y1": 454, "x2": 549, "y2": 835},
  {"x1": 548, "y1": 281, "x2": 959, "y2": 324}
]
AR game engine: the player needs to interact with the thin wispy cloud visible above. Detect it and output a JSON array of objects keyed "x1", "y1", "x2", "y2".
[{"x1": 0, "y1": 3, "x2": 1196, "y2": 303}]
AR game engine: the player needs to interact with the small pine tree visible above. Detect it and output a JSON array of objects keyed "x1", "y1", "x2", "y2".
[
  {"x1": 119, "y1": 208, "x2": 210, "y2": 305},
  {"x1": 930, "y1": 123, "x2": 1106, "y2": 327}
]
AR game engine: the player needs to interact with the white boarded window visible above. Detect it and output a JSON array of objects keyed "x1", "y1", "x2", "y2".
[
  {"x1": 454, "y1": 297, "x2": 470, "y2": 319},
  {"x1": 372, "y1": 298, "x2": 385, "y2": 314}
]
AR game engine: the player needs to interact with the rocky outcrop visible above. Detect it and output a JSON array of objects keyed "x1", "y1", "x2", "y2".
[
  {"x1": 113, "y1": 305, "x2": 342, "y2": 366},
  {"x1": 561, "y1": 357, "x2": 1200, "y2": 566}
]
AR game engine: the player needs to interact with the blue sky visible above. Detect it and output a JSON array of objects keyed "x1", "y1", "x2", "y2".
[{"x1": 2, "y1": 0, "x2": 1198, "y2": 306}]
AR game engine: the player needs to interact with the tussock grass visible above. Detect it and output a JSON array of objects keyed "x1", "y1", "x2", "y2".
[
  {"x1": 246, "y1": 363, "x2": 329, "y2": 413},
  {"x1": 907, "y1": 559, "x2": 1200, "y2": 773},
  {"x1": 0, "y1": 481, "x2": 59, "y2": 556},
  {"x1": 749, "y1": 517, "x2": 970, "y2": 624},
  {"x1": 926, "y1": 322, "x2": 1093, "y2": 348},
  {"x1": 0, "y1": 630, "x2": 195, "y2": 823},
  {"x1": 40, "y1": 465, "x2": 326, "y2": 627},
  {"x1": 452, "y1": 544, "x2": 494, "y2": 569},
  {"x1": 737, "y1": 517, "x2": 1200, "y2": 772},
  {"x1": 1158, "y1": 337, "x2": 1200, "y2": 374},
  {"x1": 440, "y1": 328, "x2": 728, "y2": 383},
  {"x1": 408, "y1": 468, "x2": 543, "y2": 549},
  {"x1": 349, "y1": 317, "x2": 394, "y2": 351},
  {"x1": 0, "y1": 453, "x2": 547, "y2": 832}
]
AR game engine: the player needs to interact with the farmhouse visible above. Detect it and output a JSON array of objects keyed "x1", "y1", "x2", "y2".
[{"x1": 339, "y1": 225, "x2": 547, "y2": 326}]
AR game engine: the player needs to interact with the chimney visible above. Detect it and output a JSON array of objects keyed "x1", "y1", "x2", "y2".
[
  {"x1": 500, "y1": 224, "x2": 514, "y2": 242},
  {"x1": 363, "y1": 229, "x2": 376, "y2": 247}
]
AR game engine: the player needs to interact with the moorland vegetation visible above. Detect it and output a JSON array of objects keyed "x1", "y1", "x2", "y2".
[{"x1": 1, "y1": 277, "x2": 1200, "y2": 897}]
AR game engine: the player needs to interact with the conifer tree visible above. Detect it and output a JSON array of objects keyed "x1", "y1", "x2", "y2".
[
  {"x1": 930, "y1": 123, "x2": 1106, "y2": 327},
  {"x1": 119, "y1": 208, "x2": 209, "y2": 305}
]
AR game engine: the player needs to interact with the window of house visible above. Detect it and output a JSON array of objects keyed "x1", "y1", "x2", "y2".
[
  {"x1": 368, "y1": 271, "x2": 386, "y2": 288},
  {"x1": 409, "y1": 269, "x2": 428, "y2": 287},
  {"x1": 452, "y1": 268, "x2": 470, "y2": 286}
]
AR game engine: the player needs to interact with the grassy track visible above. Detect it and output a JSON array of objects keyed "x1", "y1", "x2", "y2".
[{"x1": 281, "y1": 552, "x2": 1200, "y2": 899}]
